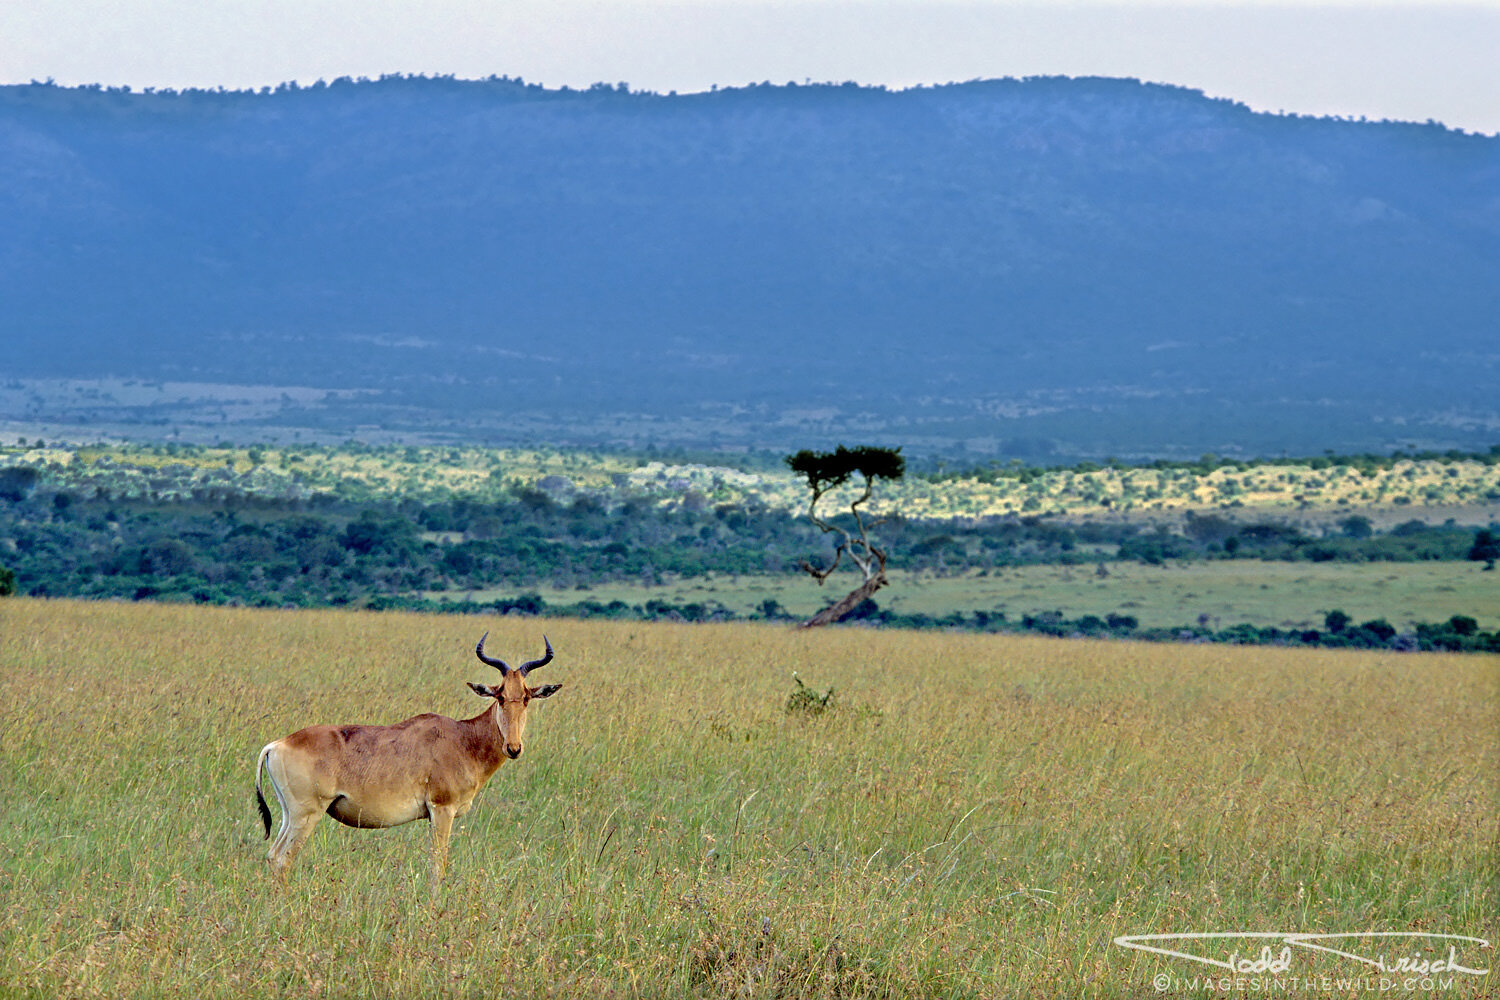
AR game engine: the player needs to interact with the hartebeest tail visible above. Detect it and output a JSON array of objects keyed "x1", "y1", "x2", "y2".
[
  {"x1": 253, "y1": 634, "x2": 563, "y2": 891},
  {"x1": 254, "y1": 743, "x2": 275, "y2": 839}
]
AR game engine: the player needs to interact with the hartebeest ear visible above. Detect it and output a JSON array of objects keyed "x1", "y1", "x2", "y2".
[
  {"x1": 530, "y1": 683, "x2": 563, "y2": 699},
  {"x1": 467, "y1": 681, "x2": 499, "y2": 698}
]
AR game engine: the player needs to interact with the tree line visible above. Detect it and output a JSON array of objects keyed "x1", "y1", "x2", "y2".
[
  {"x1": 1, "y1": 451, "x2": 1495, "y2": 651},
  {"x1": 2, "y1": 480, "x2": 1493, "y2": 603}
]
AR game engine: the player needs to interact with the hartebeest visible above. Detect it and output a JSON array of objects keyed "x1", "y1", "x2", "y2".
[{"x1": 253, "y1": 633, "x2": 562, "y2": 887}]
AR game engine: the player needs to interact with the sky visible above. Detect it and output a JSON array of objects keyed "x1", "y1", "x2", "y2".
[{"x1": 1, "y1": 0, "x2": 1496, "y2": 134}]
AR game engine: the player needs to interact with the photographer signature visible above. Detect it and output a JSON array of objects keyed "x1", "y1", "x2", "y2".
[{"x1": 1113, "y1": 932, "x2": 1490, "y2": 976}]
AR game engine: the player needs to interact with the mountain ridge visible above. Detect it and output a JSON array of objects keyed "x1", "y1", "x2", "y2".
[{"x1": 3, "y1": 75, "x2": 1497, "y2": 458}]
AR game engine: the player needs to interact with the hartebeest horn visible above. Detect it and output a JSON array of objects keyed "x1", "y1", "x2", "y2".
[
  {"x1": 475, "y1": 631, "x2": 511, "y2": 674},
  {"x1": 518, "y1": 635, "x2": 554, "y2": 676}
]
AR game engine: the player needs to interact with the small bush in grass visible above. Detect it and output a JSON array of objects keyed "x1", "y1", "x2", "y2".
[{"x1": 786, "y1": 673, "x2": 835, "y2": 716}]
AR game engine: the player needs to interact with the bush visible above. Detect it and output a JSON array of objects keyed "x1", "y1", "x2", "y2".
[
  {"x1": 495, "y1": 593, "x2": 548, "y2": 616},
  {"x1": 1447, "y1": 615, "x2": 1478, "y2": 637},
  {"x1": 0, "y1": 466, "x2": 40, "y2": 502},
  {"x1": 1469, "y1": 529, "x2": 1499, "y2": 569},
  {"x1": 785, "y1": 674, "x2": 835, "y2": 716}
]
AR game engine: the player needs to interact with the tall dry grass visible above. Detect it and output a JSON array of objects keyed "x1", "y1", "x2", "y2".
[{"x1": 1, "y1": 598, "x2": 1494, "y2": 998}]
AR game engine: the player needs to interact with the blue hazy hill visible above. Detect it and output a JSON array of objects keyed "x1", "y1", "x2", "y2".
[{"x1": 3, "y1": 75, "x2": 1496, "y2": 457}]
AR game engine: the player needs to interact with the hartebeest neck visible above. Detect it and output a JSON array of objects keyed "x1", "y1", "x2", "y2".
[{"x1": 459, "y1": 701, "x2": 512, "y2": 774}]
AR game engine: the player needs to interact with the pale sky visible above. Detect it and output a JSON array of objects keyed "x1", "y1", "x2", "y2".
[{"x1": 2, "y1": 1, "x2": 1496, "y2": 134}]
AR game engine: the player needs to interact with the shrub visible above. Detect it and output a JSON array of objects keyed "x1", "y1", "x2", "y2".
[
  {"x1": 785, "y1": 674, "x2": 835, "y2": 716},
  {"x1": 1324, "y1": 609, "x2": 1351, "y2": 633}
]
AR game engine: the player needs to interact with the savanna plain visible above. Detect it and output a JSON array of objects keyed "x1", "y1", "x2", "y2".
[{"x1": 1, "y1": 599, "x2": 1495, "y2": 998}]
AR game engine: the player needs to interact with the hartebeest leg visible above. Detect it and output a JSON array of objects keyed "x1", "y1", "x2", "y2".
[
  {"x1": 269, "y1": 807, "x2": 325, "y2": 880},
  {"x1": 261, "y1": 746, "x2": 330, "y2": 881},
  {"x1": 428, "y1": 804, "x2": 457, "y2": 892}
]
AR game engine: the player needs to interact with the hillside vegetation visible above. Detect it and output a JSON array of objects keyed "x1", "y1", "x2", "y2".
[
  {"x1": 1, "y1": 600, "x2": 1493, "y2": 998},
  {"x1": 7, "y1": 439, "x2": 1499, "y2": 517},
  {"x1": 4, "y1": 76, "x2": 1498, "y2": 456}
]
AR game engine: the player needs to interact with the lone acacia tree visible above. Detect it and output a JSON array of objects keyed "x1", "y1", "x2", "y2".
[{"x1": 785, "y1": 444, "x2": 905, "y2": 628}]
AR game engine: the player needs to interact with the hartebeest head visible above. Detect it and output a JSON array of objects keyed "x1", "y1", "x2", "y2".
[{"x1": 469, "y1": 632, "x2": 563, "y2": 759}]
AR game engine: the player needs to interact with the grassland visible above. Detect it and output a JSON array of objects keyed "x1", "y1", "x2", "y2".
[
  {"x1": 1, "y1": 599, "x2": 1494, "y2": 998},
  {"x1": 456, "y1": 560, "x2": 1500, "y2": 632}
]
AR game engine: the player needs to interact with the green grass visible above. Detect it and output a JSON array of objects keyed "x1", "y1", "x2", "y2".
[
  {"x1": 443, "y1": 559, "x2": 1500, "y2": 631},
  {"x1": 1, "y1": 599, "x2": 1495, "y2": 998}
]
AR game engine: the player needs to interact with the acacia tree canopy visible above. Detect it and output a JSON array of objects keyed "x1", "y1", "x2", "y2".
[{"x1": 786, "y1": 445, "x2": 906, "y2": 493}]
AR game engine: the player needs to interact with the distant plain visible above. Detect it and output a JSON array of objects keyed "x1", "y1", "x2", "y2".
[{"x1": 459, "y1": 560, "x2": 1500, "y2": 633}]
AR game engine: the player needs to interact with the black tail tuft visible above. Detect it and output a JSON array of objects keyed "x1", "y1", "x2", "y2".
[{"x1": 256, "y1": 786, "x2": 272, "y2": 839}]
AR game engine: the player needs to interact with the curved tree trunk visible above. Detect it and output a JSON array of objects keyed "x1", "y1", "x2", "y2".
[{"x1": 798, "y1": 572, "x2": 886, "y2": 629}]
